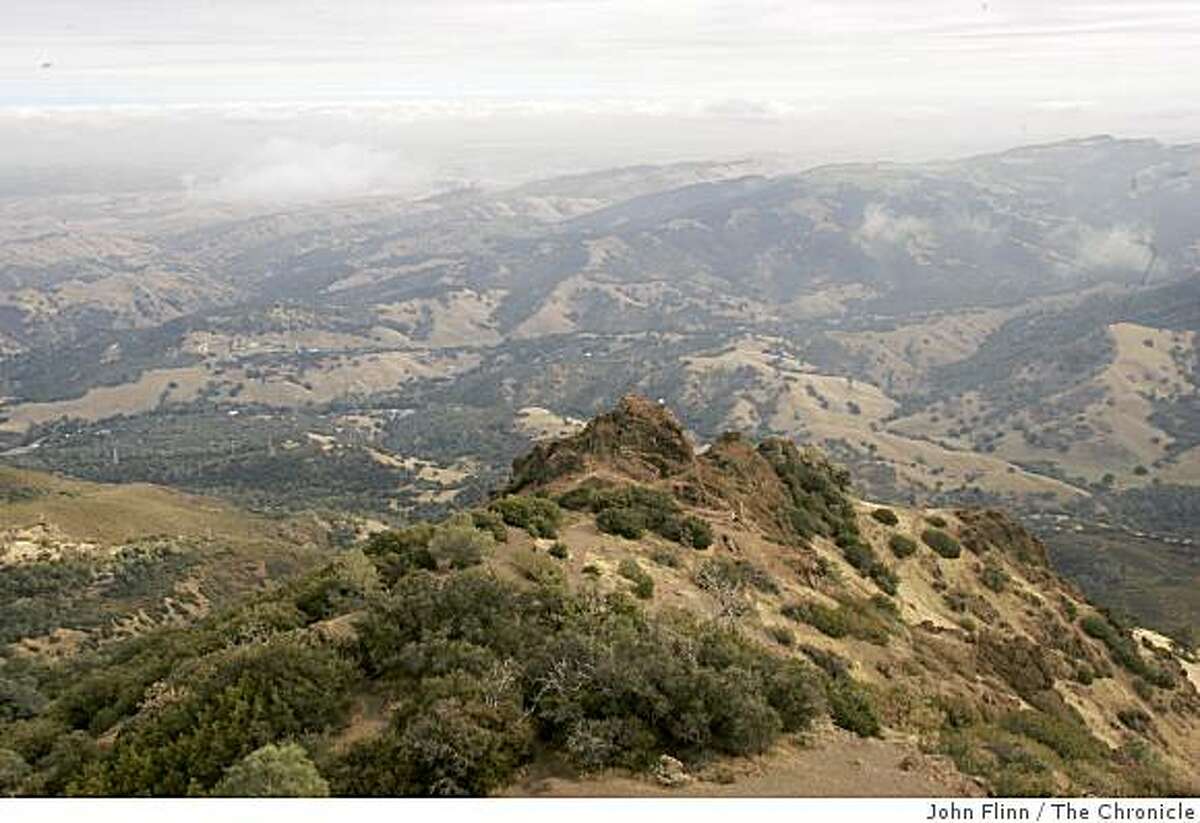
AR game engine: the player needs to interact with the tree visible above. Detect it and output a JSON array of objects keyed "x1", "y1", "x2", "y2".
[
  {"x1": 429, "y1": 520, "x2": 494, "y2": 570},
  {"x1": 0, "y1": 749, "x2": 31, "y2": 797},
  {"x1": 214, "y1": 743, "x2": 329, "y2": 797}
]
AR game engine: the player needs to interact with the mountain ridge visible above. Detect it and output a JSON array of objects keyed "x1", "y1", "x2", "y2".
[{"x1": 2, "y1": 396, "x2": 1199, "y2": 796}]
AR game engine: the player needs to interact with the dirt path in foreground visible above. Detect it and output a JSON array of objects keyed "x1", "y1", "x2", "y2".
[{"x1": 505, "y1": 725, "x2": 986, "y2": 797}]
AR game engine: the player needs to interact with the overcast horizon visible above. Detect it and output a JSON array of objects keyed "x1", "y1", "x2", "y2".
[{"x1": 5, "y1": 1, "x2": 1200, "y2": 200}]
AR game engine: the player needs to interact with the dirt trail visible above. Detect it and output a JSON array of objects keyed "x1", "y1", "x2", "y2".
[{"x1": 506, "y1": 726, "x2": 984, "y2": 797}]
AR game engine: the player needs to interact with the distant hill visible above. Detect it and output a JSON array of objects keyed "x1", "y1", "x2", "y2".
[
  {"x1": 0, "y1": 466, "x2": 332, "y2": 657},
  {"x1": 0, "y1": 136, "x2": 1197, "y2": 638}
]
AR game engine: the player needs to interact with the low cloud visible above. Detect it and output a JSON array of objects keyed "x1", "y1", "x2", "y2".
[
  {"x1": 1074, "y1": 224, "x2": 1154, "y2": 272},
  {"x1": 856, "y1": 204, "x2": 936, "y2": 255},
  {"x1": 855, "y1": 203, "x2": 1007, "y2": 262},
  {"x1": 197, "y1": 138, "x2": 420, "y2": 203},
  {"x1": 700, "y1": 98, "x2": 783, "y2": 120}
]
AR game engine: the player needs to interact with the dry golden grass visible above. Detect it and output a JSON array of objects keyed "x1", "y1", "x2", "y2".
[
  {"x1": 0, "y1": 348, "x2": 480, "y2": 433},
  {"x1": 890, "y1": 321, "x2": 1200, "y2": 488},
  {"x1": 514, "y1": 406, "x2": 587, "y2": 441},
  {"x1": 0, "y1": 465, "x2": 289, "y2": 549},
  {"x1": 373, "y1": 289, "x2": 505, "y2": 347},
  {"x1": 831, "y1": 308, "x2": 1012, "y2": 393},
  {"x1": 680, "y1": 335, "x2": 1085, "y2": 503},
  {"x1": 0, "y1": 366, "x2": 208, "y2": 433}
]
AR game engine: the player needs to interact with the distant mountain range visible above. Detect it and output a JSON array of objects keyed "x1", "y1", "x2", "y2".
[{"x1": 1, "y1": 135, "x2": 1197, "y2": 634}]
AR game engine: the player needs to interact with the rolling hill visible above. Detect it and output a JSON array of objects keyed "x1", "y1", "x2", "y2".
[{"x1": 0, "y1": 136, "x2": 1197, "y2": 638}]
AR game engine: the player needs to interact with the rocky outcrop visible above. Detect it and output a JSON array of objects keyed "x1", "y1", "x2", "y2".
[{"x1": 508, "y1": 394, "x2": 695, "y2": 492}]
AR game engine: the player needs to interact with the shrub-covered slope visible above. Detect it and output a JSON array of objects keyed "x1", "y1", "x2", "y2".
[{"x1": 1, "y1": 397, "x2": 1197, "y2": 797}]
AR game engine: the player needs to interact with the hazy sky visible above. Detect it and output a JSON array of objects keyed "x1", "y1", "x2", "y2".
[{"x1": 4, "y1": 1, "x2": 1200, "y2": 198}]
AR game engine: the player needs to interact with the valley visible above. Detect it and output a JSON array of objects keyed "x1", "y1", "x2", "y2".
[{"x1": 0, "y1": 136, "x2": 1198, "y2": 639}]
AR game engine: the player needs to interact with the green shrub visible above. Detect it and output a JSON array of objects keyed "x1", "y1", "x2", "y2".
[
  {"x1": 598, "y1": 485, "x2": 671, "y2": 515},
  {"x1": 511, "y1": 548, "x2": 564, "y2": 587},
  {"x1": 596, "y1": 507, "x2": 646, "y2": 539},
  {"x1": 756, "y1": 440, "x2": 857, "y2": 542},
  {"x1": 214, "y1": 743, "x2": 330, "y2": 797},
  {"x1": 680, "y1": 516, "x2": 714, "y2": 549},
  {"x1": 547, "y1": 542, "x2": 569, "y2": 560},
  {"x1": 926, "y1": 515, "x2": 948, "y2": 528},
  {"x1": 695, "y1": 557, "x2": 778, "y2": 596},
  {"x1": 617, "y1": 559, "x2": 654, "y2": 600},
  {"x1": 353, "y1": 568, "x2": 825, "y2": 780},
  {"x1": 0, "y1": 672, "x2": 47, "y2": 723},
  {"x1": 365, "y1": 524, "x2": 436, "y2": 556},
  {"x1": 1117, "y1": 708, "x2": 1153, "y2": 734},
  {"x1": 839, "y1": 537, "x2": 875, "y2": 573},
  {"x1": 17, "y1": 729, "x2": 97, "y2": 795},
  {"x1": 934, "y1": 695, "x2": 980, "y2": 730},
  {"x1": 291, "y1": 550, "x2": 383, "y2": 621},
  {"x1": 429, "y1": 522, "x2": 494, "y2": 570},
  {"x1": 1001, "y1": 710, "x2": 1105, "y2": 762},
  {"x1": 868, "y1": 563, "x2": 899, "y2": 595},
  {"x1": 870, "y1": 508, "x2": 899, "y2": 526},
  {"x1": 571, "y1": 483, "x2": 712, "y2": 549},
  {"x1": 1080, "y1": 615, "x2": 1175, "y2": 688},
  {"x1": 489, "y1": 495, "x2": 563, "y2": 538},
  {"x1": 827, "y1": 676, "x2": 880, "y2": 737},
  {"x1": 363, "y1": 526, "x2": 437, "y2": 583},
  {"x1": 649, "y1": 548, "x2": 680, "y2": 568},
  {"x1": 563, "y1": 717, "x2": 656, "y2": 772},
  {"x1": 922, "y1": 529, "x2": 961, "y2": 559},
  {"x1": 397, "y1": 697, "x2": 532, "y2": 795},
  {"x1": 556, "y1": 483, "x2": 604, "y2": 511},
  {"x1": 799, "y1": 646, "x2": 850, "y2": 679},
  {"x1": 783, "y1": 601, "x2": 848, "y2": 638},
  {"x1": 889, "y1": 534, "x2": 917, "y2": 558},
  {"x1": 938, "y1": 726, "x2": 1058, "y2": 797},
  {"x1": 767, "y1": 625, "x2": 794, "y2": 647},
  {"x1": 331, "y1": 692, "x2": 533, "y2": 797},
  {"x1": 980, "y1": 563, "x2": 1010, "y2": 593},
  {"x1": 0, "y1": 747, "x2": 31, "y2": 795},
  {"x1": 1061, "y1": 597, "x2": 1079, "y2": 621},
  {"x1": 77, "y1": 639, "x2": 354, "y2": 796},
  {"x1": 13, "y1": 505, "x2": 854, "y2": 798},
  {"x1": 758, "y1": 659, "x2": 825, "y2": 733},
  {"x1": 470, "y1": 510, "x2": 508, "y2": 542},
  {"x1": 781, "y1": 597, "x2": 893, "y2": 645},
  {"x1": 869, "y1": 593, "x2": 900, "y2": 617}
]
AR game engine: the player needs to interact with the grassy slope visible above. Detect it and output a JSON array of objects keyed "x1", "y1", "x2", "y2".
[{"x1": 0, "y1": 465, "x2": 330, "y2": 656}]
